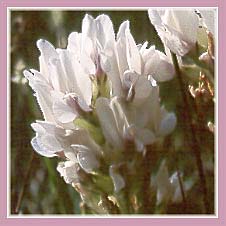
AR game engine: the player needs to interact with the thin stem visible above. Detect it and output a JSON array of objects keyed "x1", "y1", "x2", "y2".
[
  {"x1": 14, "y1": 152, "x2": 35, "y2": 214},
  {"x1": 171, "y1": 53, "x2": 210, "y2": 213},
  {"x1": 176, "y1": 167, "x2": 187, "y2": 211}
]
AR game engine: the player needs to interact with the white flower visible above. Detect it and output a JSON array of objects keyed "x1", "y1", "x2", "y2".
[
  {"x1": 25, "y1": 13, "x2": 176, "y2": 127},
  {"x1": 155, "y1": 160, "x2": 174, "y2": 205},
  {"x1": 148, "y1": 9, "x2": 199, "y2": 56},
  {"x1": 31, "y1": 121, "x2": 101, "y2": 179},
  {"x1": 71, "y1": 144, "x2": 100, "y2": 174},
  {"x1": 56, "y1": 141, "x2": 100, "y2": 184},
  {"x1": 24, "y1": 14, "x2": 116, "y2": 126},
  {"x1": 68, "y1": 14, "x2": 114, "y2": 76},
  {"x1": 197, "y1": 9, "x2": 215, "y2": 35},
  {"x1": 117, "y1": 21, "x2": 174, "y2": 81},
  {"x1": 56, "y1": 142, "x2": 100, "y2": 184},
  {"x1": 109, "y1": 165, "x2": 125, "y2": 193},
  {"x1": 105, "y1": 20, "x2": 175, "y2": 101},
  {"x1": 26, "y1": 14, "x2": 178, "y2": 195},
  {"x1": 31, "y1": 120, "x2": 102, "y2": 163},
  {"x1": 155, "y1": 160, "x2": 193, "y2": 205},
  {"x1": 24, "y1": 39, "x2": 92, "y2": 126},
  {"x1": 57, "y1": 161, "x2": 79, "y2": 184},
  {"x1": 31, "y1": 121, "x2": 66, "y2": 157},
  {"x1": 148, "y1": 9, "x2": 215, "y2": 56},
  {"x1": 95, "y1": 93, "x2": 176, "y2": 151}
]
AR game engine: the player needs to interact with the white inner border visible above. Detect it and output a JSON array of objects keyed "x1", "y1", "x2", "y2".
[{"x1": 7, "y1": 6, "x2": 218, "y2": 219}]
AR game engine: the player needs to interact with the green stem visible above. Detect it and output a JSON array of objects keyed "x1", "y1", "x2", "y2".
[
  {"x1": 14, "y1": 152, "x2": 35, "y2": 214},
  {"x1": 171, "y1": 53, "x2": 210, "y2": 214},
  {"x1": 176, "y1": 168, "x2": 187, "y2": 211}
]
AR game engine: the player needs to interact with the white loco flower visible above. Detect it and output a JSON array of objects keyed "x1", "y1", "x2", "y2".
[
  {"x1": 57, "y1": 161, "x2": 80, "y2": 184},
  {"x1": 25, "y1": 14, "x2": 116, "y2": 180},
  {"x1": 24, "y1": 39, "x2": 92, "y2": 126},
  {"x1": 31, "y1": 120, "x2": 101, "y2": 178},
  {"x1": 68, "y1": 14, "x2": 115, "y2": 77},
  {"x1": 109, "y1": 165, "x2": 126, "y2": 193},
  {"x1": 24, "y1": 14, "x2": 116, "y2": 127},
  {"x1": 26, "y1": 13, "x2": 178, "y2": 192},
  {"x1": 95, "y1": 88, "x2": 176, "y2": 152},
  {"x1": 30, "y1": 121, "x2": 67, "y2": 157},
  {"x1": 155, "y1": 160, "x2": 193, "y2": 205},
  {"x1": 105, "y1": 20, "x2": 175, "y2": 103},
  {"x1": 148, "y1": 9, "x2": 215, "y2": 56},
  {"x1": 25, "y1": 13, "x2": 176, "y2": 127}
]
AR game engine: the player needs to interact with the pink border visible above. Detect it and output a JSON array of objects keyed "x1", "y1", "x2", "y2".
[{"x1": 1, "y1": 0, "x2": 225, "y2": 225}]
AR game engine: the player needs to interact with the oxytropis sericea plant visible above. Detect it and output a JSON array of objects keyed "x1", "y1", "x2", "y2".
[{"x1": 24, "y1": 9, "x2": 215, "y2": 214}]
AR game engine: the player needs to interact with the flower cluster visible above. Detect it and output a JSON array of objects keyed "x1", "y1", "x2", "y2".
[{"x1": 24, "y1": 9, "x2": 215, "y2": 214}]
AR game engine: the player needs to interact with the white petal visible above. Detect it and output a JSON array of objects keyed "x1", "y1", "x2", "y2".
[
  {"x1": 37, "y1": 39, "x2": 58, "y2": 59},
  {"x1": 162, "y1": 27, "x2": 192, "y2": 56},
  {"x1": 123, "y1": 71, "x2": 152, "y2": 103},
  {"x1": 56, "y1": 49, "x2": 79, "y2": 93},
  {"x1": 100, "y1": 52, "x2": 111, "y2": 72},
  {"x1": 199, "y1": 10, "x2": 215, "y2": 35},
  {"x1": 75, "y1": 145, "x2": 99, "y2": 173},
  {"x1": 143, "y1": 86, "x2": 161, "y2": 133},
  {"x1": 71, "y1": 60, "x2": 92, "y2": 106},
  {"x1": 31, "y1": 122, "x2": 45, "y2": 134},
  {"x1": 36, "y1": 39, "x2": 58, "y2": 77},
  {"x1": 32, "y1": 120, "x2": 64, "y2": 135},
  {"x1": 134, "y1": 75, "x2": 152, "y2": 101},
  {"x1": 142, "y1": 45, "x2": 158, "y2": 70},
  {"x1": 156, "y1": 160, "x2": 173, "y2": 205},
  {"x1": 109, "y1": 165, "x2": 125, "y2": 193},
  {"x1": 82, "y1": 14, "x2": 95, "y2": 38},
  {"x1": 31, "y1": 137, "x2": 57, "y2": 158},
  {"x1": 57, "y1": 161, "x2": 79, "y2": 184},
  {"x1": 148, "y1": 9, "x2": 199, "y2": 56},
  {"x1": 24, "y1": 70, "x2": 55, "y2": 122},
  {"x1": 169, "y1": 172, "x2": 182, "y2": 203},
  {"x1": 95, "y1": 97, "x2": 123, "y2": 148},
  {"x1": 116, "y1": 37, "x2": 129, "y2": 79},
  {"x1": 116, "y1": 21, "x2": 130, "y2": 79},
  {"x1": 95, "y1": 14, "x2": 115, "y2": 47},
  {"x1": 152, "y1": 51, "x2": 175, "y2": 82},
  {"x1": 148, "y1": 9, "x2": 163, "y2": 27},
  {"x1": 64, "y1": 147, "x2": 78, "y2": 162},
  {"x1": 104, "y1": 43, "x2": 124, "y2": 97},
  {"x1": 110, "y1": 97, "x2": 130, "y2": 136},
  {"x1": 53, "y1": 98, "x2": 77, "y2": 123},
  {"x1": 67, "y1": 32, "x2": 82, "y2": 53},
  {"x1": 125, "y1": 28, "x2": 141, "y2": 74},
  {"x1": 163, "y1": 10, "x2": 199, "y2": 44},
  {"x1": 139, "y1": 41, "x2": 148, "y2": 55},
  {"x1": 69, "y1": 129, "x2": 102, "y2": 155},
  {"x1": 158, "y1": 111, "x2": 177, "y2": 136},
  {"x1": 123, "y1": 70, "x2": 139, "y2": 88},
  {"x1": 40, "y1": 134, "x2": 62, "y2": 151},
  {"x1": 80, "y1": 44, "x2": 96, "y2": 75},
  {"x1": 117, "y1": 20, "x2": 129, "y2": 40},
  {"x1": 48, "y1": 57, "x2": 68, "y2": 92}
]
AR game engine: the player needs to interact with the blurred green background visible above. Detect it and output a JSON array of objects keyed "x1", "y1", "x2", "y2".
[{"x1": 10, "y1": 10, "x2": 163, "y2": 214}]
